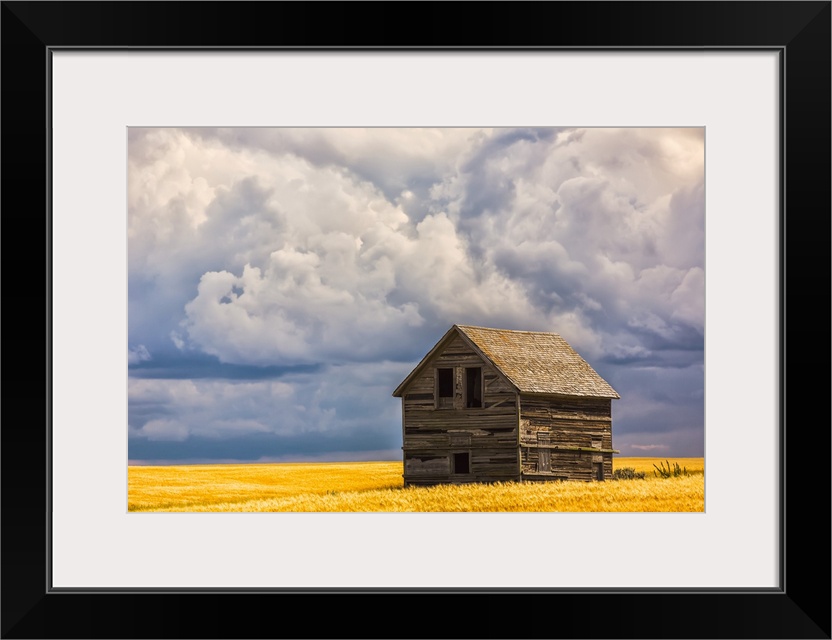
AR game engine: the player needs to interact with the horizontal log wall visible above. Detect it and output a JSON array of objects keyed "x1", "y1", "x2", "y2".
[
  {"x1": 404, "y1": 448, "x2": 520, "y2": 485},
  {"x1": 520, "y1": 395, "x2": 612, "y2": 422},
  {"x1": 519, "y1": 394, "x2": 613, "y2": 481},
  {"x1": 404, "y1": 428, "x2": 519, "y2": 446},
  {"x1": 521, "y1": 449, "x2": 612, "y2": 482}
]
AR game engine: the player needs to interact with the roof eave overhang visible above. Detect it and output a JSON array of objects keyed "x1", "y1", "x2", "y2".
[{"x1": 519, "y1": 390, "x2": 621, "y2": 400}]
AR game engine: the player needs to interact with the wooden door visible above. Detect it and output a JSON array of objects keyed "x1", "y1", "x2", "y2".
[
  {"x1": 539, "y1": 448, "x2": 551, "y2": 473},
  {"x1": 537, "y1": 432, "x2": 551, "y2": 473}
]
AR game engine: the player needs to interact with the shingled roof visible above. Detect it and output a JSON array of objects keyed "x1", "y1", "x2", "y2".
[{"x1": 394, "y1": 325, "x2": 619, "y2": 399}]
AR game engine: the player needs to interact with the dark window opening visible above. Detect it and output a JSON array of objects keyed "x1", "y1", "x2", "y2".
[
  {"x1": 437, "y1": 368, "x2": 453, "y2": 397},
  {"x1": 453, "y1": 452, "x2": 470, "y2": 474},
  {"x1": 465, "y1": 367, "x2": 482, "y2": 408}
]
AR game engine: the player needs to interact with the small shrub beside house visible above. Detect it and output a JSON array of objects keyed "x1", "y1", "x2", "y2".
[{"x1": 393, "y1": 325, "x2": 620, "y2": 487}]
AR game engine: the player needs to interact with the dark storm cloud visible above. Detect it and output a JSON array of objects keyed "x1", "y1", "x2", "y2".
[
  {"x1": 603, "y1": 363, "x2": 704, "y2": 443},
  {"x1": 129, "y1": 427, "x2": 401, "y2": 463},
  {"x1": 129, "y1": 351, "x2": 323, "y2": 380}
]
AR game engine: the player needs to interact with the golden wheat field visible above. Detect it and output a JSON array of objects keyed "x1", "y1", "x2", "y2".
[{"x1": 128, "y1": 457, "x2": 703, "y2": 513}]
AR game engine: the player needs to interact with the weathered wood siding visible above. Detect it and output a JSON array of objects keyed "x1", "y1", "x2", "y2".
[
  {"x1": 404, "y1": 448, "x2": 519, "y2": 486},
  {"x1": 402, "y1": 335, "x2": 519, "y2": 486},
  {"x1": 519, "y1": 395, "x2": 614, "y2": 481}
]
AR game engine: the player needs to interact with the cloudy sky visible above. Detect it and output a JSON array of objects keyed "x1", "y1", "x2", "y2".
[{"x1": 127, "y1": 127, "x2": 704, "y2": 464}]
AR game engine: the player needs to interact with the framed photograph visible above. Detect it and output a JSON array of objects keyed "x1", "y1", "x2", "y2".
[{"x1": 3, "y1": 2, "x2": 829, "y2": 638}]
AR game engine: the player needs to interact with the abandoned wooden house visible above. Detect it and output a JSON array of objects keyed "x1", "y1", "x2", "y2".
[{"x1": 393, "y1": 325, "x2": 620, "y2": 486}]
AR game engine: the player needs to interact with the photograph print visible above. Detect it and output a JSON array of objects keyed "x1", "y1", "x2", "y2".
[{"x1": 127, "y1": 126, "x2": 704, "y2": 512}]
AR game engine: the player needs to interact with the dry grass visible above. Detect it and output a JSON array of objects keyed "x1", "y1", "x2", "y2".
[
  {"x1": 129, "y1": 457, "x2": 703, "y2": 513},
  {"x1": 128, "y1": 461, "x2": 402, "y2": 512}
]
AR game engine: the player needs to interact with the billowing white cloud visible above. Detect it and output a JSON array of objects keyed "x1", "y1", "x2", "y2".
[
  {"x1": 129, "y1": 128, "x2": 704, "y2": 363},
  {"x1": 179, "y1": 208, "x2": 545, "y2": 365}
]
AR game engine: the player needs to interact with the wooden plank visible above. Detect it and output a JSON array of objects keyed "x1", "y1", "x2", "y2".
[
  {"x1": 403, "y1": 443, "x2": 519, "y2": 452},
  {"x1": 516, "y1": 393, "x2": 522, "y2": 476},
  {"x1": 405, "y1": 415, "x2": 519, "y2": 427},
  {"x1": 436, "y1": 355, "x2": 485, "y2": 366},
  {"x1": 453, "y1": 366, "x2": 464, "y2": 410},
  {"x1": 520, "y1": 395, "x2": 612, "y2": 421},
  {"x1": 521, "y1": 443, "x2": 619, "y2": 454},
  {"x1": 404, "y1": 454, "x2": 451, "y2": 475}
]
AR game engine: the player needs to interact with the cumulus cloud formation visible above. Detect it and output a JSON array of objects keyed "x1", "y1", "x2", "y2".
[{"x1": 128, "y1": 127, "x2": 705, "y2": 461}]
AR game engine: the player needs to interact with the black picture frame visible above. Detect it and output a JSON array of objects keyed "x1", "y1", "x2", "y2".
[{"x1": 2, "y1": 2, "x2": 829, "y2": 638}]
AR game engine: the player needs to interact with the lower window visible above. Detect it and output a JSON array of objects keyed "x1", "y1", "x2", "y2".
[{"x1": 452, "y1": 452, "x2": 470, "y2": 474}]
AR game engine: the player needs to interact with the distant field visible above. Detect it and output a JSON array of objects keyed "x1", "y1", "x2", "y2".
[
  {"x1": 614, "y1": 457, "x2": 704, "y2": 475},
  {"x1": 129, "y1": 457, "x2": 703, "y2": 513}
]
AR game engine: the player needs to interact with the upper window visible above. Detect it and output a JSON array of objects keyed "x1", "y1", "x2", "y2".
[
  {"x1": 437, "y1": 368, "x2": 453, "y2": 397},
  {"x1": 436, "y1": 366, "x2": 483, "y2": 408},
  {"x1": 465, "y1": 367, "x2": 482, "y2": 408},
  {"x1": 436, "y1": 368, "x2": 453, "y2": 409}
]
